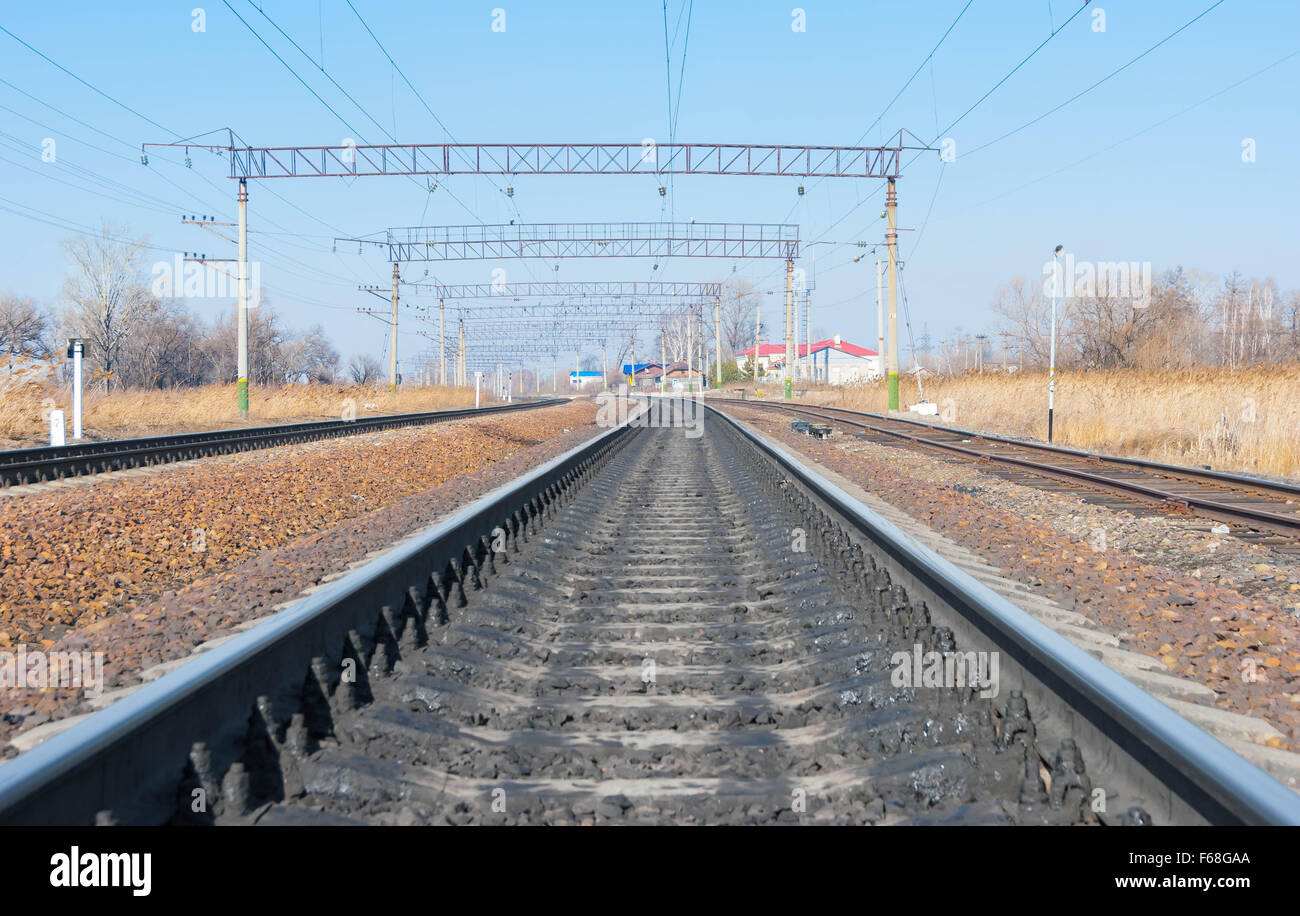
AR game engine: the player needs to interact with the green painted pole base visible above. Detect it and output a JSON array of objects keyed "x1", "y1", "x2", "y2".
[
  {"x1": 237, "y1": 378, "x2": 248, "y2": 417},
  {"x1": 887, "y1": 372, "x2": 899, "y2": 411},
  {"x1": 784, "y1": 378, "x2": 792, "y2": 399}
]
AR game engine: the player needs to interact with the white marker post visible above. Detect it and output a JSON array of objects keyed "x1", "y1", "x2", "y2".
[
  {"x1": 49, "y1": 409, "x2": 66, "y2": 447},
  {"x1": 474, "y1": 371, "x2": 483, "y2": 409},
  {"x1": 67, "y1": 338, "x2": 84, "y2": 439}
]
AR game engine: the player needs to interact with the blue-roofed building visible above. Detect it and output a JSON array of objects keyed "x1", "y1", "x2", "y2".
[{"x1": 569, "y1": 370, "x2": 603, "y2": 387}]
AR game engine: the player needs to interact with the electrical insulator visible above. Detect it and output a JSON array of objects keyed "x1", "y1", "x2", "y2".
[
  {"x1": 184, "y1": 155, "x2": 192, "y2": 168},
  {"x1": 797, "y1": 185, "x2": 804, "y2": 196},
  {"x1": 506, "y1": 186, "x2": 514, "y2": 197},
  {"x1": 658, "y1": 186, "x2": 666, "y2": 197},
  {"x1": 140, "y1": 154, "x2": 149, "y2": 165}
]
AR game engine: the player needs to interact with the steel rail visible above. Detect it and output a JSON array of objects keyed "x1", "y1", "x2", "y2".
[
  {"x1": 0, "y1": 399, "x2": 565, "y2": 488},
  {"x1": 2, "y1": 398, "x2": 1295, "y2": 824},
  {"x1": 0, "y1": 402, "x2": 642, "y2": 825},
  {"x1": 755, "y1": 399, "x2": 1300, "y2": 497},
  {"x1": 714, "y1": 398, "x2": 1300, "y2": 536},
  {"x1": 707, "y1": 403, "x2": 1300, "y2": 826}
]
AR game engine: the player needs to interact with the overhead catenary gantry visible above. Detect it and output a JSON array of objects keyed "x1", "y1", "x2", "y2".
[
  {"x1": 339, "y1": 223, "x2": 798, "y2": 262},
  {"x1": 395, "y1": 282, "x2": 719, "y2": 388},
  {"x1": 144, "y1": 131, "x2": 933, "y2": 408},
  {"x1": 145, "y1": 134, "x2": 931, "y2": 180},
  {"x1": 339, "y1": 222, "x2": 799, "y2": 391},
  {"x1": 407, "y1": 280, "x2": 722, "y2": 300}
]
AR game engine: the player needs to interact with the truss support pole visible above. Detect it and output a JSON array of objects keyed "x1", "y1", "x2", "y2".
[
  {"x1": 660, "y1": 331, "x2": 666, "y2": 394},
  {"x1": 439, "y1": 299, "x2": 446, "y2": 385},
  {"x1": 236, "y1": 178, "x2": 249, "y2": 418},
  {"x1": 458, "y1": 319, "x2": 466, "y2": 386},
  {"x1": 805, "y1": 289, "x2": 812, "y2": 382},
  {"x1": 783, "y1": 258, "x2": 793, "y2": 399},
  {"x1": 713, "y1": 297, "x2": 722, "y2": 388},
  {"x1": 389, "y1": 262, "x2": 400, "y2": 393},
  {"x1": 887, "y1": 177, "x2": 900, "y2": 412},
  {"x1": 686, "y1": 310, "x2": 693, "y2": 394}
]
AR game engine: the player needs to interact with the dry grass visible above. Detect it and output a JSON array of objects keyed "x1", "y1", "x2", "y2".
[
  {"x1": 0, "y1": 374, "x2": 494, "y2": 447},
  {"x1": 790, "y1": 366, "x2": 1300, "y2": 480}
]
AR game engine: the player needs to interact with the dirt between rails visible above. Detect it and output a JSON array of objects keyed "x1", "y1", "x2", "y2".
[
  {"x1": 0, "y1": 401, "x2": 601, "y2": 755},
  {"x1": 719, "y1": 404, "x2": 1300, "y2": 752}
]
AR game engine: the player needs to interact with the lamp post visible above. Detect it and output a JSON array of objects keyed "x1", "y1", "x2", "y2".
[{"x1": 1048, "y1": 244, "x2": 1063, "y2": 443}]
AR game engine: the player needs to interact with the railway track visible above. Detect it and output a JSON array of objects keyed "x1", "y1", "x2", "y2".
[
  {"x1": 0, "y1": 398, "x2": 564, "y2": 489},
  {"x1": 715, "y1": 398, "x2": 1300, "y2": 542},
  {"x1": 1, "y1": 399, "x2": 1296, "y2": 825}
]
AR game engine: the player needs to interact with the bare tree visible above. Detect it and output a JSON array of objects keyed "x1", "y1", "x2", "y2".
[
  {"x1": 719, "y1": 277, "x2": 761, "y2": 358},
  {"x1": 117, "y1": 299, "x2": 203, "y2": 387},
  {"x1": 0, "y1": 295, "x2": 51, "y2": 369},
  {"x1": 61, "y1": 224, "x2": 154, "y2": 387},
  {"x1": 991, "y1": 277, "x2": 1056, "y2": 369},
  {"x1": 347, "y1": 353, "x2": 383, "y2": 384},
  {"x1": 283, "y1": 324, "x2": 339, "y2": 383}
]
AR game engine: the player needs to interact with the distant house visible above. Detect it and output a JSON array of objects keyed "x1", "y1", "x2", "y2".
[
  {"x1": 737, "y1": 335, "x2": 880, "y2": 384},
  {"x1": 620, "y1": 361, "x2": 662, "y2": 389},
  {"x1": 569, "y1": 370, "x2": 603, "y2": 387}
]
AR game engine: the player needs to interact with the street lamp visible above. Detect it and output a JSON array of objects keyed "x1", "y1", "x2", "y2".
[{"x1": 1048, "y1": 244, "x2": 1064, "y2": 442}]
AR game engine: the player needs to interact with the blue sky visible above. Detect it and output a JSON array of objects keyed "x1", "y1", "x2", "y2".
[{"x1": 1, "y1": 0, "x2": 1296, "y2": 366}]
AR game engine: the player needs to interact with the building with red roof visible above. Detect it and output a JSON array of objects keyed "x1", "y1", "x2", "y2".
[{"x1": 737, "y1": 335, "x2": 880, "y2": 384}]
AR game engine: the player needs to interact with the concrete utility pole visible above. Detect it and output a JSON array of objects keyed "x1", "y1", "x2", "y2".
[
  {"x1": 714, "y1": 296, "x2": 722, "y2": 387},
  {"x1": 574, "y1": 350, "x2": 579, "y2": 392},
  {"x1": 389, "y1": 262, "x2": 400, "y2": 392},
  {"x1": 601, "y1": 343, "x2": 607, "y2": 390},
  {"x1": 886, "y1": 177, "x2": 900, "y2": 412},
  {"x1": 629, "y1": 333, "x2": 636, "y2": 389},
  {"x1": 753, "y1": 301, "x2": 761, "y2": 383},
  {"x1": 236, "y1": 178, "x2": 249, "y2": 418},
  {"x1": 439, "y1": 299, "x2": 446, "y2": 385},
  {"x1": 537, "y1": 361, "x2": 541, "y2": 393},
  {"x1": 783, "y1": 258, "x2": 794, "y2": 398},
  {"x1": 552, "y1": 355, "x2": 557, "y2": 394}
]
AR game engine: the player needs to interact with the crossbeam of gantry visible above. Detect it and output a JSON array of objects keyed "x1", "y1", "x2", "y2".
[
  {"x1": 338, "y1": 222, "x2": 799, "y2": 261},
  {"x1": 417, "y1": 298, "x2": 707, "y2": 320},
  {"x1": 408, "y1": 280, "x2": 723, "y2": 300},
  {"x1": 142, "y1": 136, "x2": 931, "y2": 180}
]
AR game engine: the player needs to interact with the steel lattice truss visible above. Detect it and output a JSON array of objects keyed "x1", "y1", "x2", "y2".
[
  {"x1": 407, "y1": 280, "x2": 722, "y2": 300},
  {"x1": 144, "y1": 134, "x2": 933, "y2": 179},
  {"x1": 416, "y1": 297, "x2": 706, "y2": 321},
  {"x1": 340, "y1": 222, "x2": 798, "y2": 261}
]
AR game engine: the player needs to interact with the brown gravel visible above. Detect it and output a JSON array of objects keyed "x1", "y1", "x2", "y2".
[
  {"x1": 0, "y1": 401, "x2": 600, "y2": 751},
  {"x1": 721, "y1": 404, "x2": 1300, "y2": 750}
]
